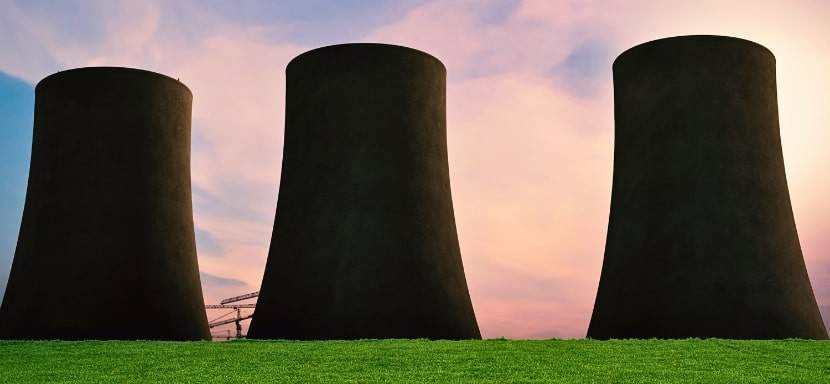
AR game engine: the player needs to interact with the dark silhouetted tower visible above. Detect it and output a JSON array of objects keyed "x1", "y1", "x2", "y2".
[
  {"x1": 0, "y1": 67, "x2": 210, "y2": 340},
  {"x1": 588, "y1": 36, "x2": 828, "y2": 339},
  {"x1": 248, "y1": 44, "x2": 480, "y2": 340}
]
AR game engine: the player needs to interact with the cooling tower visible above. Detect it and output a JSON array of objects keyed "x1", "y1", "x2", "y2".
[
  {"x1": 0, "y1": 67, "x2": 210, "y2": 340},
  {"x1": 248, "y1": 44, "x2": 480, "y2": 340},
  {"x1": 588, "y1": 36, "x2": 828, "y2": 339}
]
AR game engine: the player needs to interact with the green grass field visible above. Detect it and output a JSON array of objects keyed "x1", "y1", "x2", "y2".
[{"x1": 0, "y1": 339, "x2": 827, "y2": 383}]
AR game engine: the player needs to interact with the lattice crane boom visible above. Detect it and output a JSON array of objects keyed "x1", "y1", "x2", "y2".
[
  {"x1": 220, "y1": 291, "x2": 259, "y2": 304},
  {"x1": 208, "y1": 313, "x2": 254, "y2": 328},
  {"x1": 205, "y1": 304, "x2": 256, "y2": 309}
]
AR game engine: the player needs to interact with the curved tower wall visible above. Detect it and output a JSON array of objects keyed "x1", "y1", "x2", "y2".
[
  {"x1": 588, "y1": 36, "x2": 828, "y2": 339},
  {"x1": 248, "y1": 44, "x2": 480, "y2": 340},
  {"x1": 0, "y1": 67, "x2": 210, "y2": 340}
]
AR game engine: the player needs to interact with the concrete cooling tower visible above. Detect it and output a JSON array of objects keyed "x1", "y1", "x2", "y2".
[
  {"x1": 0, "y1": 67, "x2": 210, "y2": 340},
  {"x1": 588, "y1": 36, "x2": 828, "y2": 339},
  {"x1": 248, "y1": 44, "x2": 481, "y2": 340}
]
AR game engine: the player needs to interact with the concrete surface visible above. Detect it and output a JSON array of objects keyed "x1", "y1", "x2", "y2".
[
  {"x1": 248, "y1": 44, "x2": 481, "y2": 340},
  {"x1": 0, "y1": 67, "x2": 210, "y2": 340},
  {"x1": 588, "y1": 36, "x2": 828, "y2": 339}
]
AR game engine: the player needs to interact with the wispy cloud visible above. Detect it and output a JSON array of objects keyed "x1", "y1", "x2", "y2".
[
  {"x1": 200, "y1": 272, "x2": 248, "y2": 288},
  {"x1": 549, "y1": 39, "x2": 611, "y2": 98}
]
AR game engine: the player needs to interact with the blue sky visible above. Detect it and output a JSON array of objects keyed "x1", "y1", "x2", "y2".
[{"x1": 0, "y1": 72, "x2": 32, "y2": 300}]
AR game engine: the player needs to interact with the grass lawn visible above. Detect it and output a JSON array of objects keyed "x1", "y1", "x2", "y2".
[{"x1": 0, "y1": 339, "x2": 827, "y2": 383}]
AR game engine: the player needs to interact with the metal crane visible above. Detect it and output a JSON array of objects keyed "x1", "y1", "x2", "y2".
[
  {"x1": 206, "y1": 291, "x2": 258, "y2": 340},
  {"x1": 220, "y1": 291, "x2": 259, "y2": 305}
]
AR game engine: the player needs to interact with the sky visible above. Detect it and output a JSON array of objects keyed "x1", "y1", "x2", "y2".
[{"x1": 0, "y1": 0, "x2": 829, "y2": 339}]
